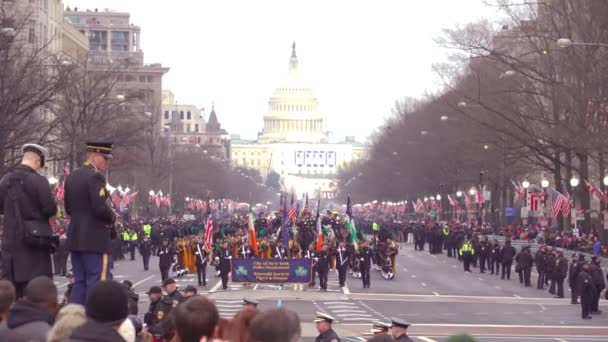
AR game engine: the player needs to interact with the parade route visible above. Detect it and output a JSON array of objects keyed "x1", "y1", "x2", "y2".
[{"x1": 97, "y1": 241, "x2": 608, "y2": 341}]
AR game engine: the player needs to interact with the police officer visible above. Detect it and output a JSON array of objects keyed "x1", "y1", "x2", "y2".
[
  {"x1": 162, "y1": 278, "x2": 185, "y2": 304},
  {"x1": 139, "y1": 236, "x2": 152, "y2": 271},
  {"x1": 391, "y1": 318, "x2": 413, "y2": 341},
  {"x1": 359, "y1": 241, "x2": 373, "y2": 289},
  {"x1": 305, "y1": 244, "x2": 318, "y2": 287},
  {"x1": 535, "y1": 246, "x2": 547, "y2": 289},
  {"x1": 577, "y1": 263, "x2": 595, "y2": 319},
  {"x1": 193, "y1": 237, "x2": 209, "y2": 286},
  {"x1": 589, "y1": 256, "x2": 605, "y2": 314},
  {"x1": 144, "y1": 286, "x2": 174, "y2": 339},
  {"x1": 158, "y1": 240, "x2": 175, "y2": 282},
  {"x1": 218, "y1": 241, "x2": 232, "y2": 290},
  {"x1": 273, "y1": 240, "x2": 288, "y2": 259},
  {"x1": 335, "y1": 241, "x2": 350, "y2": 287},
  {"x1": 129, "y1": 228, "x2": 138, "y2": 261},
  {"x1": 64, "y1": 142, "x2": 117, "y2": 305},
  {"x1": 318, "y1": 245, "x2": 330, "y2": 291},
  {"x1": 239, "y1": 241, "x2": 254, "y2": 259},
  {"x1": 314, "y1": 312, "x2": 340, "y2": 342},
  {"x1": 459, "y1": 237, "x2": 475, "y2": 272},
  {"x1": 478, "y1": 237, "x2": 490, "y2": 274},
  {"x1": 242, "y1": 297, "x2": 259, "y2": 310}
]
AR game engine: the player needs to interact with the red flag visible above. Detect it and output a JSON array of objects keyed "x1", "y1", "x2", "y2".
[{"x1": 205, "y1": 215, "x2": 214, "y2": 249}]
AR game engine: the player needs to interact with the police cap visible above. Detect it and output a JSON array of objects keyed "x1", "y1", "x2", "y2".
[
  {"x1": 243, "y1": 297, "x2": 259, "y2": 306},
  {"x1": 314, "y1": 311, "x2": 335, "y2": 323},
  {"x1": 86, "y1": 142, "x2": 113, "y2": 158},
  {"x1": 391, "y1": 317, "x2": 411, "y2": 328},
  {"x1": 21, "y1": 143, "x2": 49, "y2": 168}
]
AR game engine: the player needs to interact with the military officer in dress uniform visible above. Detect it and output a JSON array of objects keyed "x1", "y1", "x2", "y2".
[
  {"x1": 314, "y1": 312, "x2": 340, "y2": 342},
  {"x1": 305, "y1": 244, "x2": 318, "y2": 287},
  {"x1": 391, "y1": 318, "x2": 413, "y2": 341},
  {"x1": 144, "y1": 286, "x2": 174, "y2": 339},
  {"x1": 158, "y1": 240, "x2": 175, "y2": 282},
  {"x1": 362, "y1": 321, "x2": 391, "y2": 337},
  {"x1": 65, "y1": 142, "x2": 117, "y2": 305},
  {"x1": 139, "y1": 236, "x2": 152, "y2": 271}
]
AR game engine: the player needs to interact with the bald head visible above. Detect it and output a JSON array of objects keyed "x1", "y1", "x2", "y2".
[{"x1": 25, "y1": 276, "x2": 58, "y2": 307}]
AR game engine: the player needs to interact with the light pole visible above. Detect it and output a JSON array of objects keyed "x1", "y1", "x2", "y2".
[
  {"x1": 541, "y1": 179, "x2": 549, "y2": 222},
  {"x1": 522, "y1": 181, "x2": 530, "y2": 224},
  {"x1": 570, "y1": 177, "x2": 579, "y2": 228}
]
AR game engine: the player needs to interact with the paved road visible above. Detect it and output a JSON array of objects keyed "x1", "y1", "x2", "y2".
[{"x1": 57, "y1": 244, "x2": 608, "y2": 341}]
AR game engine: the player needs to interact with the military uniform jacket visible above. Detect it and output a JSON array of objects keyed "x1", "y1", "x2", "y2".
[
  {"x1": 65, "y1": 163, "x2": 115, "y2": 254},
  {"x1": 158, "y1": 247, "x2": 175, "y2": 268},
  {"x1": 239, "y1": 245, "x2": 254, "y2": 258},
  {"x1": 335, "y1": 247, "x2": 350, "y2": 268},
  {"x1": 305, "y1": 250, "x2": 318, "y2": 268},
  {"x1": 273, "y1": 246, "x2": 288, "y2": 259},
  {"x1": 219, "y1": 247, "x2": 232, "y2": 270},
  {"x1": 315, "y1": 328, "x2": 340, "y2": 342},
  {"x1": 317, "y1": 251, "x2": 330, "y2": 271}
]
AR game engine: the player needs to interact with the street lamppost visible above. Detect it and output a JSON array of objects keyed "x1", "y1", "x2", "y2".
[
  {"x1": 541, "y1": 179, "x2": 549, "y2": 221},
  {"x1": 570, "y1": 177, "x2": 579, "y2": 227}
]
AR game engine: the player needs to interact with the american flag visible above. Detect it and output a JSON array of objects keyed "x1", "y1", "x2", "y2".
[
  {"x1": 414, "y1": 198, "x2": 424, "y2": 213},
  {"x1": 585, "y1": 180, "x2": 600, "y2": 201},
  {"x1": 511, "y1": 180, "x2": 525, "y2": 202},
  {"x1": 447, "y1": 194, "x2": 457, "y2": 207},
  {"x1": 529, "y1": 192, "x2": 539, "y2": 211},
  {"x1": 288, "y1": 202, "x2": 297, "y2": 223},
  {"x1": 551, "y1": 189, "x2": 566, "y2": 218},
  {"x1": 476, "y1": 186, "x2": 484, "y2": 204},
  {"x1": 464, "y1": 194, "x2": 472, "y2": 209},
  {"x1": 562, "y1": 191, "x2": 573, "y2": 217},
  {"x1": 204, "y1": 215, "x2": 213, "y2": 249}
]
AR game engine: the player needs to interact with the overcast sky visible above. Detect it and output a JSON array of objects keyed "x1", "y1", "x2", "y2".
[{"x1": 65, "y1": 0, "x2": 500, "y2": 141}]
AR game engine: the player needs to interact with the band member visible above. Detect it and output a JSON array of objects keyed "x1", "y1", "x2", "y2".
[
  {"x1": 335, "y1": 241, "x2": 350, "y2": 287},
  {"x1": 318, "y1": 245, "x2": 330, "y2": 291},
  {"x1": 304, "y1": 244, "x2": 318, "y2": 287},
  {"x1": 359, "y1": 242, "x2": 373, "y2": 288},
  {"x1": 158, "y1": 240, "x2": 175, "y2": 282},
  {"x1": 193, "y1": 237, "x2": 209, "y2": 286},
  {"x1": 239, "y1": 241, "x2": 254, "y2": 259},
  {"x1": 218, "y1": 241, "x2": 232, "y2": 290},
  {"x1": 273, "y1": 240, "x2": 288, "y2": 259}
]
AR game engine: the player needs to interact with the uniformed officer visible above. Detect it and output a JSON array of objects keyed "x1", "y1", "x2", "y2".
[
  {"x1": 362, "y1": 321, "x2": 391, "y2": 337},
  {"x1": 335, "y1": 241, "x2": 350, "y2": 287},
  {"x1": 359, "y1": 242, "x2": 374, "y2": 289},
  {"x1": 218, "y1": 241, "x2": 232, "y2": 290},
  {"x1": 184, "y1": 285, "x2": 198, "y2": 298},
  {"x1": 242, "y1": 297, "x2": 259, "y2": 309},
  {"x1": 273, "y1": 240, "x2": 288, "y2": 259},
  {"x1": 65, "y1": 142, "x2": 117, "y2": 305},
  {"x1": 158, "y1": 239, "x2": 175, "y2": 282},
  {"x1": 305, "y1": 244, "x2": 318, "y2": 287},
  {"x1": 139, "y1": 236, "x2": 152, "y2": 271},
  {"x1": 144, "y1": 285, "x2": 174, "y2": 339},
  {"x1": 193, "y1": 237, "x2": 209, "y2": 286},
  {"x1": 317, "y1": 246, "x2": 330, "y2": 291},
  {"x1": 239, "y1": 241, "x2": 254, "y2": 258},
  {"x1": 314, "y1": 312, "x2": 340, "y2": 342},
  {"x1": 162, "y1": 278, "x2": 186, "y2": 304},
  {"x1": 390, "y1": 317, "x2": 413, "y2": 341}
]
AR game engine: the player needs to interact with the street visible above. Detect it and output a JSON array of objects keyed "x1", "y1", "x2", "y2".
[{"x1": 52, "y1": 242, "x2": 608, "y2": 342}]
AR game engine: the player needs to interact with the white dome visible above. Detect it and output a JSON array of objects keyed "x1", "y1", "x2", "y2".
[{"x1": 259, "y1": 43, "x2": 325, "y2": 143}]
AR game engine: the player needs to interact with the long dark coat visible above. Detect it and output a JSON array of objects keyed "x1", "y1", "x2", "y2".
[{"x1": 0, "y1": 165, "x2": 56, "y2": 282}]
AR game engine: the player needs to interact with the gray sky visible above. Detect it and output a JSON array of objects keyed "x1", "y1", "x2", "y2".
[{"x1": 65, "y1": 0, "x2": 500, "y2": 141}]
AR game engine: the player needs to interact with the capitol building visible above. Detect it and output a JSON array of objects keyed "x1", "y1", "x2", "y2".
[{"x1": 231, "y1": 43, "x2": 366, "y2": 198}]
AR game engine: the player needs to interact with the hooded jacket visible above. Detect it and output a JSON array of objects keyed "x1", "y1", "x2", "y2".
[
  {"x1": 66, "y1": 319, "x2": 126, "y2": 342},
  {"x1": 0, "y1": 300, "x2": 54, "y2": 342}
]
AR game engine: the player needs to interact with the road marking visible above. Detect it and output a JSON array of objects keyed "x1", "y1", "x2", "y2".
[
  {"x1": 210, "y1": 280, "x2": 223, "y2": 293},
  {"x1": 494, "y1": 286, "x2": 502, "y2": 290},
  {"x1": 478, "y1": 277, "x2": 484, "y2": 281},
  {"x1": 411, "y1": 274, "x2": 416, "y2": 279},
  {"x1": 403, "y1": 268, "x2": 408, "y2": 272},
  {"x1": 433, "y1": 292, "x2": 440, "y2": 296},
  {"x1": 421, "y1": 282, "x2": 427, "y2": 287},
  {"x1": 132, "y1": 275, "x2": 154, "y2": 288},
  {"x1": 538, "y1": 304, "x2": 547, "y2": 311},
  {"x1": 513, "y1": 295, "x2": 522, "y2": 298},
  {"x1": 253, "y1": 284, "x2": 259, "y2": 291},
  {"x1": 324, "y1": 302, "x2": 354, "y2": 305},
  {"x1": 418, "y1": 337, "x2": 438, "y2": 342},
  {"x1": 554, "y1": 339, "x2": 568, "y2": 342}
]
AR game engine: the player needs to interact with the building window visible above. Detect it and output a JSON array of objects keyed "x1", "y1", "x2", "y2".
[
  {"x1": 28, "y1": 20, "x2": 35, "y2": 43},
  {"x1": 111, "y1": 31, "x2": 129, "y2": 51},
  {"x1": 164, "y1": 111, "x2": 169, "y2": 119},
  {"x1": 187, "y1": 111, "x2": 191, "y2": 120},
  {"x1": 89, "y1": 30, "x2": 108, "y2": 51},
  {"x1": 139, "y1": 76, "x2": 146, "y2": 82},
  {"x1": 186, "y1": 123, "x2": 191, "y2": 132},
  {"x1": 194, "y1": 124, "x2": 199, "y2": 132},
  {"x1": 180, "y1": 111, "x2": 184, "y2": 120}
]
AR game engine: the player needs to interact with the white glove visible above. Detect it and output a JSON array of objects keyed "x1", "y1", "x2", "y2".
[
  {"x1": 227, "y1": 256, "x2": 232, "y2": 259},
  {"x1": 215, "y1": 256, "x2": 219, "y2": 261}
]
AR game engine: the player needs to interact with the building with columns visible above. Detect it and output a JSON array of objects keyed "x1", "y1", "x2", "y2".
[{"x1": 231, "y1": 43, "x2": 366, "y2": 198}]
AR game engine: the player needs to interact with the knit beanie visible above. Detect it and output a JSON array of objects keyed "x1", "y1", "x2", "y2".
[{"x1": 85, "y1": 280, "x2": 129, "y2": 325}]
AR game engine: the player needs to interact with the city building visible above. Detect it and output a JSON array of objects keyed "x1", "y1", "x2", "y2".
[
  {"x1": 231, "y1": 43, "x2": 366, "y2": 198},
  {"x1": 64, "y1": 7, "x2": 168, "y2": 120},
  {"x1": 161, "y1": 90, "x2": 229, "y2": 158}
]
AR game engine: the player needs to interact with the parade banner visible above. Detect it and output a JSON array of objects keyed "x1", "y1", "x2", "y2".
[{"x1": 231, "y1": 258, "x2": 312, "y2": 284}]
